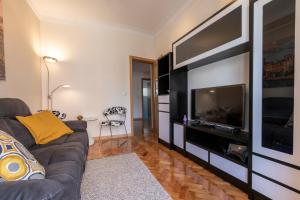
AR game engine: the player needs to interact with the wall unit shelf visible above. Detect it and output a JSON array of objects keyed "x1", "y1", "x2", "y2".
[
  {"x1": 181, "y1": 122, "x2": 249, "y2": 165},
  {"x1": 158, "y1": 53, "x2": 172, "y2": 95},
  {"x1": 187, "y1": 122, "x2": 248, "y2": 144}
]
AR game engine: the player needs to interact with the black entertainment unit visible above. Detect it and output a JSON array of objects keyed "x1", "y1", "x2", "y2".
[
  {"x1": 156, "y1": 0, "x2": 252, "y2": 195},
  {"x1": 157, "y1": 0, "x2": 299, "y2": 199},
  {"x1": 173, "y1": 121, "x2": 249, "y2": 192}
]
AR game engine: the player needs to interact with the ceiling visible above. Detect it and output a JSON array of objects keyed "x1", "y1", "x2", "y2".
[{"x1": 27, "y1": 0, "x2": 190, "y2": 35}]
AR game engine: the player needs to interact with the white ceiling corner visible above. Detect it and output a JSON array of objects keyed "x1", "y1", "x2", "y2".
[
  {"x1": 26, "y1": 0, "x2": 41, "y2": 19},
  {"x1": 26, "y1": 0, "x2": 191, "y2": 36}
]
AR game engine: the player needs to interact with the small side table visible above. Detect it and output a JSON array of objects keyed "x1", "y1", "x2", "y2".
[{"x1": 83, "y1": 117, "x2": 99, "y2": 146}]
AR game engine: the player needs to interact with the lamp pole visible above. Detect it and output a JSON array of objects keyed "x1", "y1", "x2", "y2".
[
  {"x1": 43, "y1": 56, "x2": 58, "y2": 110},
  {"x1": 43, "y1": 59, "x2": 50, "y2": 110}
]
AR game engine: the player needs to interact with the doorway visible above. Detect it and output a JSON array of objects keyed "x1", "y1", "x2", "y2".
[
  {"x1": 129, "y1": 56, "x2": 156, "y2": 136},
  {"x1": 142, "y1": 78, "x2": 151, "y2": 132}
]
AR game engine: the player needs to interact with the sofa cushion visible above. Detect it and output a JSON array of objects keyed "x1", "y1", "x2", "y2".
[
  {"x1": 0, "y1": 98, "x2": 31, "y2": 118},
  {"x1": 0, "y1": 130, "x2": 45, "y2": 182},
  {"x1": 46, "y1": 161, "x2": 83, "y2": 200},
  {"x1": 1, "y1": 119, "x2": 36, "y2": 148},
  {"x1": 30, "y1": 142, "x2": 86, "y2": 167},
  {"x1": 0, "y1": 179, "x2": 64, "y2": 200},
  {"x1": 30, "y1": 131, "x2": 89, "y2": 153}
]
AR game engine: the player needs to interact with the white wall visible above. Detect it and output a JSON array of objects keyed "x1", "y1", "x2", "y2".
[
  {"x1": 0, "y1": 0, "x2": 41, "y2": 111},
  {"x1": 132, "y1": 61, "x2": 151, "y2": 119},
  {"x1": 40, "y1": 20, "x2": 155, "y2": 137}
]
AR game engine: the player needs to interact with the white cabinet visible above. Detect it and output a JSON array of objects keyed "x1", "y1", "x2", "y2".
[
  {"x1": 186, "y1": 142, "x2": 209, "y2": 162},
  {"x1": 158, "y1": 95, "x2": 170, "y2": 103},
  {"x1": 158, "y1": 104, "x2": 169, "y2": 112},
  {"x1": 173, "y1": 123, "x2": 184, "y2": 149},
  {"x1": 158, "y1": 95, "x2": 170, "y2": 145},
  {"x1": 210, "y1": 153, "x2": 248, "y2": 183},
  {"x1": 158, "y1": 112, "x2": 170, "y2": 143}
]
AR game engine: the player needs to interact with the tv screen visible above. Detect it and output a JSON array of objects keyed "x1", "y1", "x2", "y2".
[{"x1": 191, "y1": 84, "x2": 245, "y2": 128}]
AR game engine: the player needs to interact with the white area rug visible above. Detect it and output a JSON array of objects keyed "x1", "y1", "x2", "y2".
[{"x1": 81, "y1": 153, "x2": 172, "y2": 200}]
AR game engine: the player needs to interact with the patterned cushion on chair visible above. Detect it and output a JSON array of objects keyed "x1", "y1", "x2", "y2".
[
  {"x1": 103, "y1": 107, "x2": 127, "y2": 116},
  {"x1": 100, "y1": 121, "x2": 110, "y2": 126},
  {"x1": 0, "y1": 130, "x2": 45, "y2": 182},
  {"x1": 110, "y1": 120, "x2": 125, "y2": 126}
]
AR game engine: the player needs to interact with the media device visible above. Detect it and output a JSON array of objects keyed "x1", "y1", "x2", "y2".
[{"x1": 191, "y1": 84, "x2": 245, "y2": 129}]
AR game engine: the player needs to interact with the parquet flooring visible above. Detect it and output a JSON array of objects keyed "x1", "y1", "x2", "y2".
[{"x1": 88, "y1": 122, "x2": 249, "y2": 200}]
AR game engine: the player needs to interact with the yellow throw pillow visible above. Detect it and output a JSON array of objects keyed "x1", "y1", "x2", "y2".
[
  {"x1": 0, "y1": 130, "x2": 45, "y2": 181},
  {"x1": 16, "y1": 111, "x2": 73, "y2": 144}
]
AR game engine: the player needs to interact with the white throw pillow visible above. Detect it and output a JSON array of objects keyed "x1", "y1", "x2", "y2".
[{"x1": 0, "y1": 130, "x2": 45, "y2": 182}]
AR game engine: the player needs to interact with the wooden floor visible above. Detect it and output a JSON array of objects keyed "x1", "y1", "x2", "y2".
[{"x1": 88, "y1": 121, "x2": 249, "y2": 200}]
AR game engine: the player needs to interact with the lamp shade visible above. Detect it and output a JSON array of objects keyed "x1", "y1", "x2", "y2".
[
  {"x1": 62, "y1": 84, "x2": 70, "y2": 88},
  {"x1": 43, "y1": 56, "x2": 58, "y2": 63}
]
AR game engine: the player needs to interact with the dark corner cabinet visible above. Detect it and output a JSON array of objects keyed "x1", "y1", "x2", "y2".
[
  {"x1": 157, "y1": 53, "x2": 172, "y2": 147},
  {"x1": 251, "y1": 0, "x2": 300, "y2": 199},
  {"x1": 157, "y1": 52, "x2": 188, "y2": 149}
]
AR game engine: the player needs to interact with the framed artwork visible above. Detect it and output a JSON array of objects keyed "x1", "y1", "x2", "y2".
[{"x1": 0, "y1": 0, "x2": 5, "y2": 80}]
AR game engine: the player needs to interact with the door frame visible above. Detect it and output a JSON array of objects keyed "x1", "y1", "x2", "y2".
[{"x1": 129, "y1": 56, "x2": 157, "y2": 135}]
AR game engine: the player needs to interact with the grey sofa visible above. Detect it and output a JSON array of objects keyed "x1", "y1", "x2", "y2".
[{"x1": 0, "y1": 98, "x2": 89, "y2": 200}]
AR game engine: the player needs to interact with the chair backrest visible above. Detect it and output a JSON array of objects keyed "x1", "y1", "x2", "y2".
[{"x1": 103, "y1": 107, "x2": 127, "y2": 121}]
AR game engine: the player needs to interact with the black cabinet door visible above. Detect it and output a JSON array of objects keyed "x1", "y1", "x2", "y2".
[
  {"x1": 261, "y1": 0, "x2": 295, "y2": 155},
  {"x1": 253, "y1": 0, "x2": 296, "y2": 156}
]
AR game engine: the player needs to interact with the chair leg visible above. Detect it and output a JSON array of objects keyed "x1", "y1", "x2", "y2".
[
  {"x1": 99, "y1": 124, "x2": 103, "y2": 146},
  {"x1": 124, "y1": 124, "x2": 128, "y2": 137},
  {"x1": 119, "y1": 124, "x2": 128, "y2": 147},
  {"x1": 109, "y1": 125, "x2": 112, "y2": 137},
  {"x1": 99, "y1": 125, "x2": 103, "y2": 138}
]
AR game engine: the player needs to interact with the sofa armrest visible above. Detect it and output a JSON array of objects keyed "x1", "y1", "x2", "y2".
[
  {"x1": 0, "y1": 179, "x2": 64, "y2": 200},
  {"x1": 64, "y1": 120, "x2": 87, "y2": 132}
]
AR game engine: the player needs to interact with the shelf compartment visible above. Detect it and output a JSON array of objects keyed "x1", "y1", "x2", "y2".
[
  {"x1": 158, "y1": 53, "x2": 172, "y2": 76},
  {"x1": 186, "y1": 125, "x2": 248, "y2": 166},
  {"x1": 187, "y1": 122, "x2": 249, "y2": 144},
  {"x1": 158, "y1": 75, "x2": 169, "y2": 95}
]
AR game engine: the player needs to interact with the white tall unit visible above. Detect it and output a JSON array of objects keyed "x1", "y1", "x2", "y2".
[
  {"x1": 252, "y1": 0, "x2": 300, "y2": 199},
  {"x1": 173, "y1": 123, "x2": 184, "y2": 149},
  {"x1": 158, "y1": 95, "x2": 170, "y2": 145},
  {"x1": 157, "y1": 53, "x2": 172, "y2": 147}
]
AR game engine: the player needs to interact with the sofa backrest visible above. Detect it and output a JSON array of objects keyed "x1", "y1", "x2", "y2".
[
  {"x1": 0, "y1": 98, "x2": 31, "y2": 118},
  {"x1": 0, "y1": 98, "x2": 35, "y2": 148}
]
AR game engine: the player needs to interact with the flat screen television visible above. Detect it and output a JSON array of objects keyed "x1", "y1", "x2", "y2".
[{"x1": 191, "y1": 84, "x2": 245, "y2": 128}]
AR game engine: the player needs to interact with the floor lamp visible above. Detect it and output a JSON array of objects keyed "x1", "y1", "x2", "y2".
[{"x1": 43, "y1": 56, "x2": 70, "y2": 110}]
